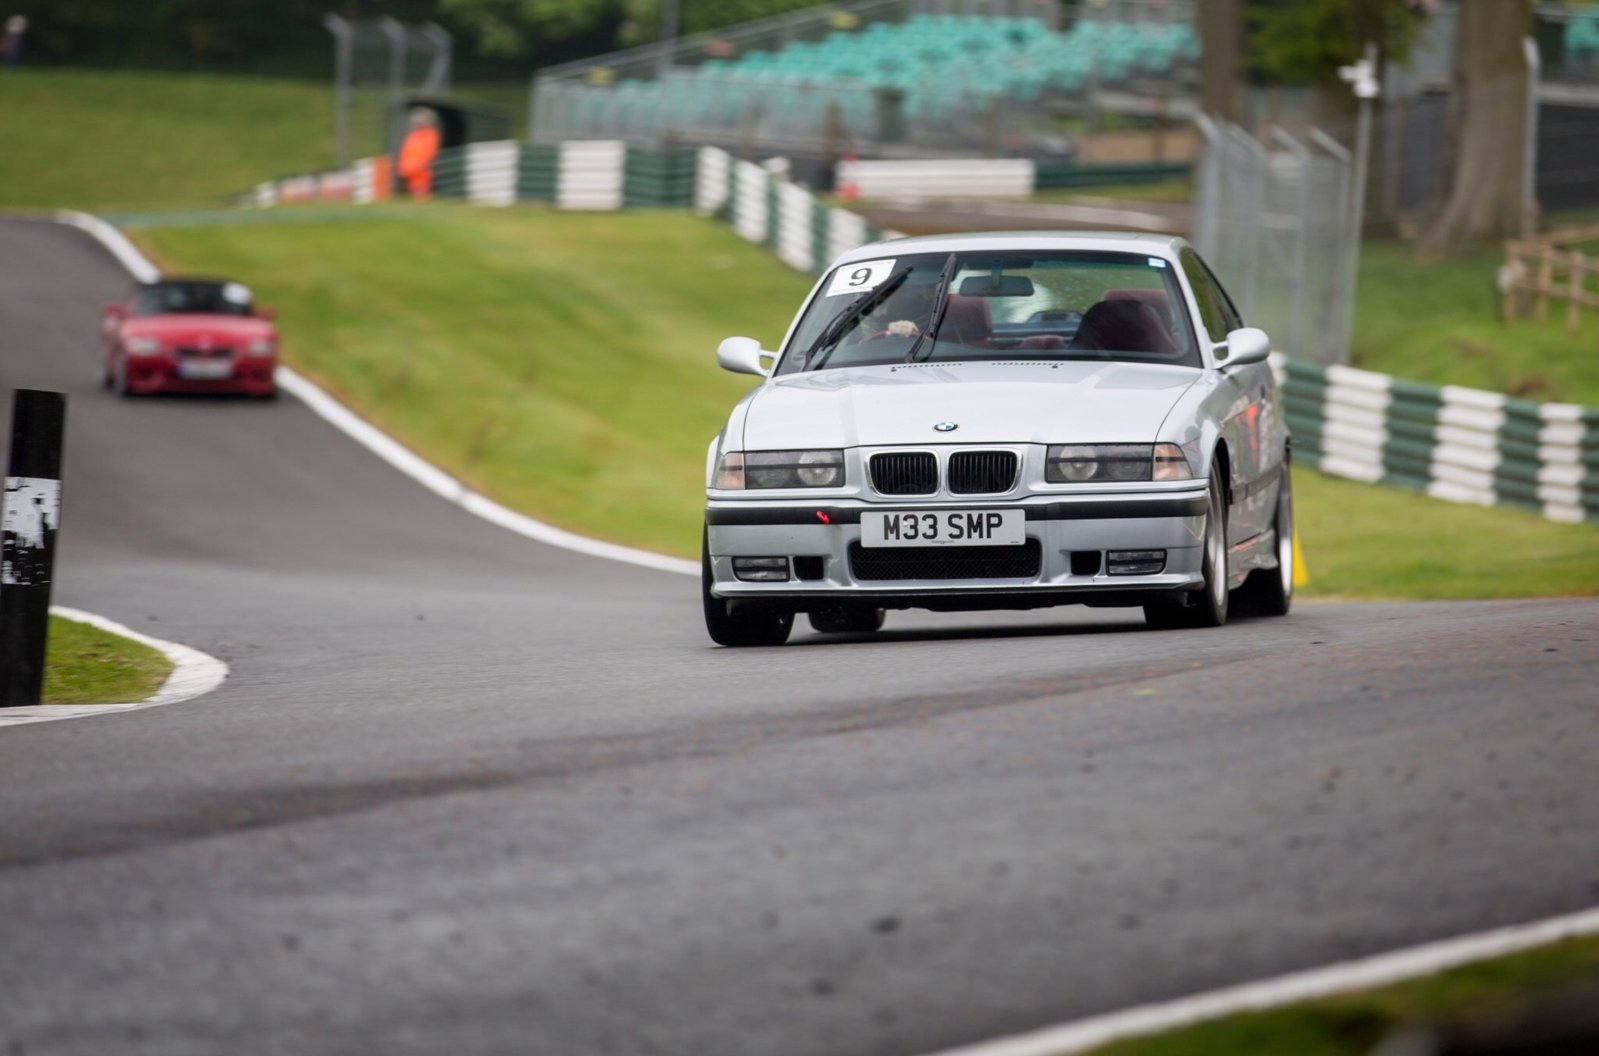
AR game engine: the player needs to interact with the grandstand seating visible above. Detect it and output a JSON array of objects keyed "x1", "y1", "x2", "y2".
[
  {"x1": 536, "y1": 13, "x2": 1197, "y2": 147},
  {"x1": 1568, "y1": 10, "x2": 1599, "y2": 68}
]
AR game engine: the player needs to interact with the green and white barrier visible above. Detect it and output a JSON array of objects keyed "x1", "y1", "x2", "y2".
[
  {"x1": 1277, "y1": 358, "x2": 1599, "y2": 524},
  {"x1": 692, "y1": 146, "x2": 892, "y2": 275},
  {"x1": 835, "y1": 157, "x2": 1191, "y2": 199},
  {"x1": 251, "y1": 140, "x2": 695, "y2": 211},
  {"x1": 466, "y1": 141, "x2": 520, "y2": 206}
]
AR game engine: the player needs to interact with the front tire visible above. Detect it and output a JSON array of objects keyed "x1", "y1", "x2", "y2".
[
  {"x1": 702, "y1": 531, "x2": 794, "y2": 647},
  {"x1": 1144, "y1": 458, "x2": 1229, "y2": 630}
]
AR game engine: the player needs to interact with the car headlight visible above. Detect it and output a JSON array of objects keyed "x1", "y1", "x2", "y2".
[
  {"x1": 246, "y1": 338, "x2": 275, "y2": 357},
  {"x1": 125, "y1": 337, "x2": 161, "y2": 354},
  {"x1": 714, "y1": 450, "x2": 845, "y2": 489},
  {"x1": 1046, "y1": 443, "x2": 1192, "y2": 483}
]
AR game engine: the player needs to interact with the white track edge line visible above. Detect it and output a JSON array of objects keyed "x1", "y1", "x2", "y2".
[
  {"x1": 56, "y1": 209, "x2": 161, "y2": 283},
  {"x1": 58, "y1": 211, "x2": 698, "y2": 579},
  {"x1": 272, "y1": 368, "x2": 697, "y2": 576},
  {"x1": 0, "y1": 607, "x2": 230, "y2": 728},
  {"x1": 921, "y1": 904, "x2": 1599, "y2": 1056}
]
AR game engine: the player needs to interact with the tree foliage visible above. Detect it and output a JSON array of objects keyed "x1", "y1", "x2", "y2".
[
  {"x1": 6, "y1": 0, "x2": 834, "y2": 75},
  {"x1": 440, "y1": 0, "x2": 627, "y2": 62},
  {"x1": 1245, "y1": 0, "x2": 1424, "y2": 86},
  {"x1": 9, "y1": 0, "x2": 443, "y2": 76}
]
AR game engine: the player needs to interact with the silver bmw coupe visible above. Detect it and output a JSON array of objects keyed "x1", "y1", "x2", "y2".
[{"x1": 703, "y1": 232, "x2": 1293, "y2": 646}]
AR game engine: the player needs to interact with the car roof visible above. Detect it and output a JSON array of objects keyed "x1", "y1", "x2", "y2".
[{"x1": 829, "y1": 230, "x2": 1190, "y2": 268}]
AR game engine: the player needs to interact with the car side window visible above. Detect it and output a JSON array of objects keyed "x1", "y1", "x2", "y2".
[{"x1": 1179, "y1": 249, "x2": 1241, "y2": 342}]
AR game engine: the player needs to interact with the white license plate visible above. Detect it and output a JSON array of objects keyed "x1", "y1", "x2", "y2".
[
  {"x1": 861, "y1": 509, "x2": 1026, "y2": 547},
  {"x1": 178, "y1": 359, "x2": 233, "y2": 380}
]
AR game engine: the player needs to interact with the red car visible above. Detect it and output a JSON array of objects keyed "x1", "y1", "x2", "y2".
[{"x1": 103, "y1": 278, "x2": 278, "y2": 398}]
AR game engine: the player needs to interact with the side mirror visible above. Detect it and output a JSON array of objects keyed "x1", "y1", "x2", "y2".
[
  {"x1": 104, "y1": 302, "x2": 125, "y2": 320},
  {"x1": 255, "y1": 305, "x2": 277, "y2": 321},
  {"x1": 1219, "y1": 327, "x2": 1271, "y2": 367},
  {"x1": 716, "y1": 336, "x2": 772, "y2": 377}
]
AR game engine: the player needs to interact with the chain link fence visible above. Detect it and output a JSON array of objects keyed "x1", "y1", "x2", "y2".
[
  {"x1": 324, "y1": 16, "x2": 453, "y2": 166},
  {"x1": 1193, "y1": 116, "x2": 1357, "y2": 366}
]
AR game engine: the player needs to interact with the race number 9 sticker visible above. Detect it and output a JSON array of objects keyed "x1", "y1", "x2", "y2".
[{"x1": 825, "y1": 259, "x2": 897, "y2": 297}]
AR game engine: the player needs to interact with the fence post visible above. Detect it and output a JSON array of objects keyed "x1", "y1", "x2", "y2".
[
  {"x1": 0, "y1": 390, "x2": 67, "y2": 708},
  {"x1": 1568, "y1": 249, "x2": 1583, "y2": 336},
  {"x1": 1536, "y1": 245, "x2": 1553, "y2": 323},
  {"x1": 1500, "y1": 242, "x2": 1518, "y2": 322}
]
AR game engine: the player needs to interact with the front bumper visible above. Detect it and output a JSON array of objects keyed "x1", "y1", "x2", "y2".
[
  {"x1": 705, "y1": 489, "x2": 1209, "y2": 612},
  {"x1": 124, "y1": 354, "x2": 277, "y2": 396}
]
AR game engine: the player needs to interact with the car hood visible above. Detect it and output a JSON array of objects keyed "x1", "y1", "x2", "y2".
[
  {"x1": 122, "y1": 315, "x2": 274, "y2": 344},
  {"x1": 740, "y1": 361, "x2": 1201, "y2": 449}
]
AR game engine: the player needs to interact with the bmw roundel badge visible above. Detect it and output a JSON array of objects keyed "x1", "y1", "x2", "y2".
[{"x1": 934, "y1": 421, "x2": 958, "y2": 432}]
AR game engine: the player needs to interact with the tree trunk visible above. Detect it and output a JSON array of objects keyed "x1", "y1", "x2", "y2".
[
  {"x1": 1197, "y1": 0, "x2": 1243, "y2": 124},
  {"x1": 1416, "y1": 0, "x2": 1534, "y2": 254}
]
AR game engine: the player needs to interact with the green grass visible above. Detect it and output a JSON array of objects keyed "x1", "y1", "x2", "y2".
[
  {"x1": 42, "y1": 615, "x2": 173, "y2": 705},
  {"x1": 138, "y1": 205, "x2": 808, "y2": 559},
  {"x1": 1293, "y1": 467, "x2": 1599, "y2": 600},
  {"x1": 1354, "y1": 237, "x2": 1599, "y2": 406},
  {"x1": 0, "y1": 68, "x2": 335, "y2": 211},
  {"x1": 1089, "y1": 934, "x2": 1599, "y2": 1056},
  {"x1": 0, "y1": 69, "x2": 530, "y2": 214},
  {"x1": 1029, "y1": 178, "x2": 1195, "y2": 204},
  {"x1": 137, "y1": 206, "x2": 1599, "y2": 596}
]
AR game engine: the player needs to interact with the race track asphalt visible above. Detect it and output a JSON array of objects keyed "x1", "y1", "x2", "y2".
[{"x1": 1, "y1": 217, "x2": 1596, "y2": 1056}]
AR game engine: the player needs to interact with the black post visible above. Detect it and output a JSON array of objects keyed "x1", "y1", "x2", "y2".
[{"x1": 0, "y1": 390, "x2": 66, "y2": 707}]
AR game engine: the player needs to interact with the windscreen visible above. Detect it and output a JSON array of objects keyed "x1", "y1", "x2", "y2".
[
  {"x1": 133, "y1": 281, "x2": 254, "y2": 318},
  {"x1": 775, "y1": 250, "x2": 1200, "y2": 374}
]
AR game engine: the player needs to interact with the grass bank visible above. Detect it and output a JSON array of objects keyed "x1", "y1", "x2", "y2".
[
  {"x1": 137, "y1": 206, "x2": 1599, "y2": 598},
  {"x1": 1292, "y1": 468, "x2": 1599, "y2": 600},
  {"x1": 1353, "y1": 238, "x2": 1599, "y2": 406},
  {"x1": 0, "y1": 69, "x2": 334, "y2": 212},
  {"x1": 43, "y1": 614, "x2": 173, "y2": 705},
  {"x1": 140, "y1": 206, "x2": 800, "y2": 559},
  {"x1": 0, "y1": 69, "x2": 527, "y2": 214}
]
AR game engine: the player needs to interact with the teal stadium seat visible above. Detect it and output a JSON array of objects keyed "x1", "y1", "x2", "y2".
[
  {"x1": 1568, "y1": 12, "x2": 1599, "y2": 65},
  {"x1": 563, "y1": 14, "x2": 1197, "y2": 142}
]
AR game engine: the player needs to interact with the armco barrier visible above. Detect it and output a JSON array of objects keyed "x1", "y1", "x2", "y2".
[
  {"x1": 254, "y1": 144, "x2": 1191, "y2": 213},
  {"x1": 832, "y1": 158, "x2": 1191, "y2": 199},
  {"x1": 1275, "y1": 358, "x2": 1599, "y2": 524},
  {"x1": 693, "y1": 147, "x2": 893, "y2": 275},
  {"x1": 252, "y1": 141, "x2": 695, "y2": 211},
  {"x1": 244, "y1": 144, "x2": 1598, "y2": 526}
]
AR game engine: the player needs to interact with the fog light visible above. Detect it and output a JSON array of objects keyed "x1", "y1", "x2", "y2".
[
  {"x1": 733, "y1": 556, "x2": 790, "y2": 582},
  {"x1": 1107, "y1": 549, "x2": 1166, "y2": 575}
]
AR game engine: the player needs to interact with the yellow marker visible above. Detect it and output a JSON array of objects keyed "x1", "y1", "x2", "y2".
[{"x1": 1293, "y1": 528, "x2": 1309, "y2": 587}]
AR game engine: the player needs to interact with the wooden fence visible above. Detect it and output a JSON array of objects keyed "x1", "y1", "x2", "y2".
[{"x1": 1502, "y1": 224, "x2": 1599, "y2": 335}]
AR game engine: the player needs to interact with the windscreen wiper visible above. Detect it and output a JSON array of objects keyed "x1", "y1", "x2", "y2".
[
  {"x1": 903, "y1": 253, "x2": 958, "y2": 363},
  {"x1": 803, "y1": 267, "x2": 912, "y2": 371}
]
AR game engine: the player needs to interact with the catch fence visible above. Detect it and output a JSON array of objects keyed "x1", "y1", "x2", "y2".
[{"x1": 1193, "y1": 117, "x2": 1357, "y2": 367}]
